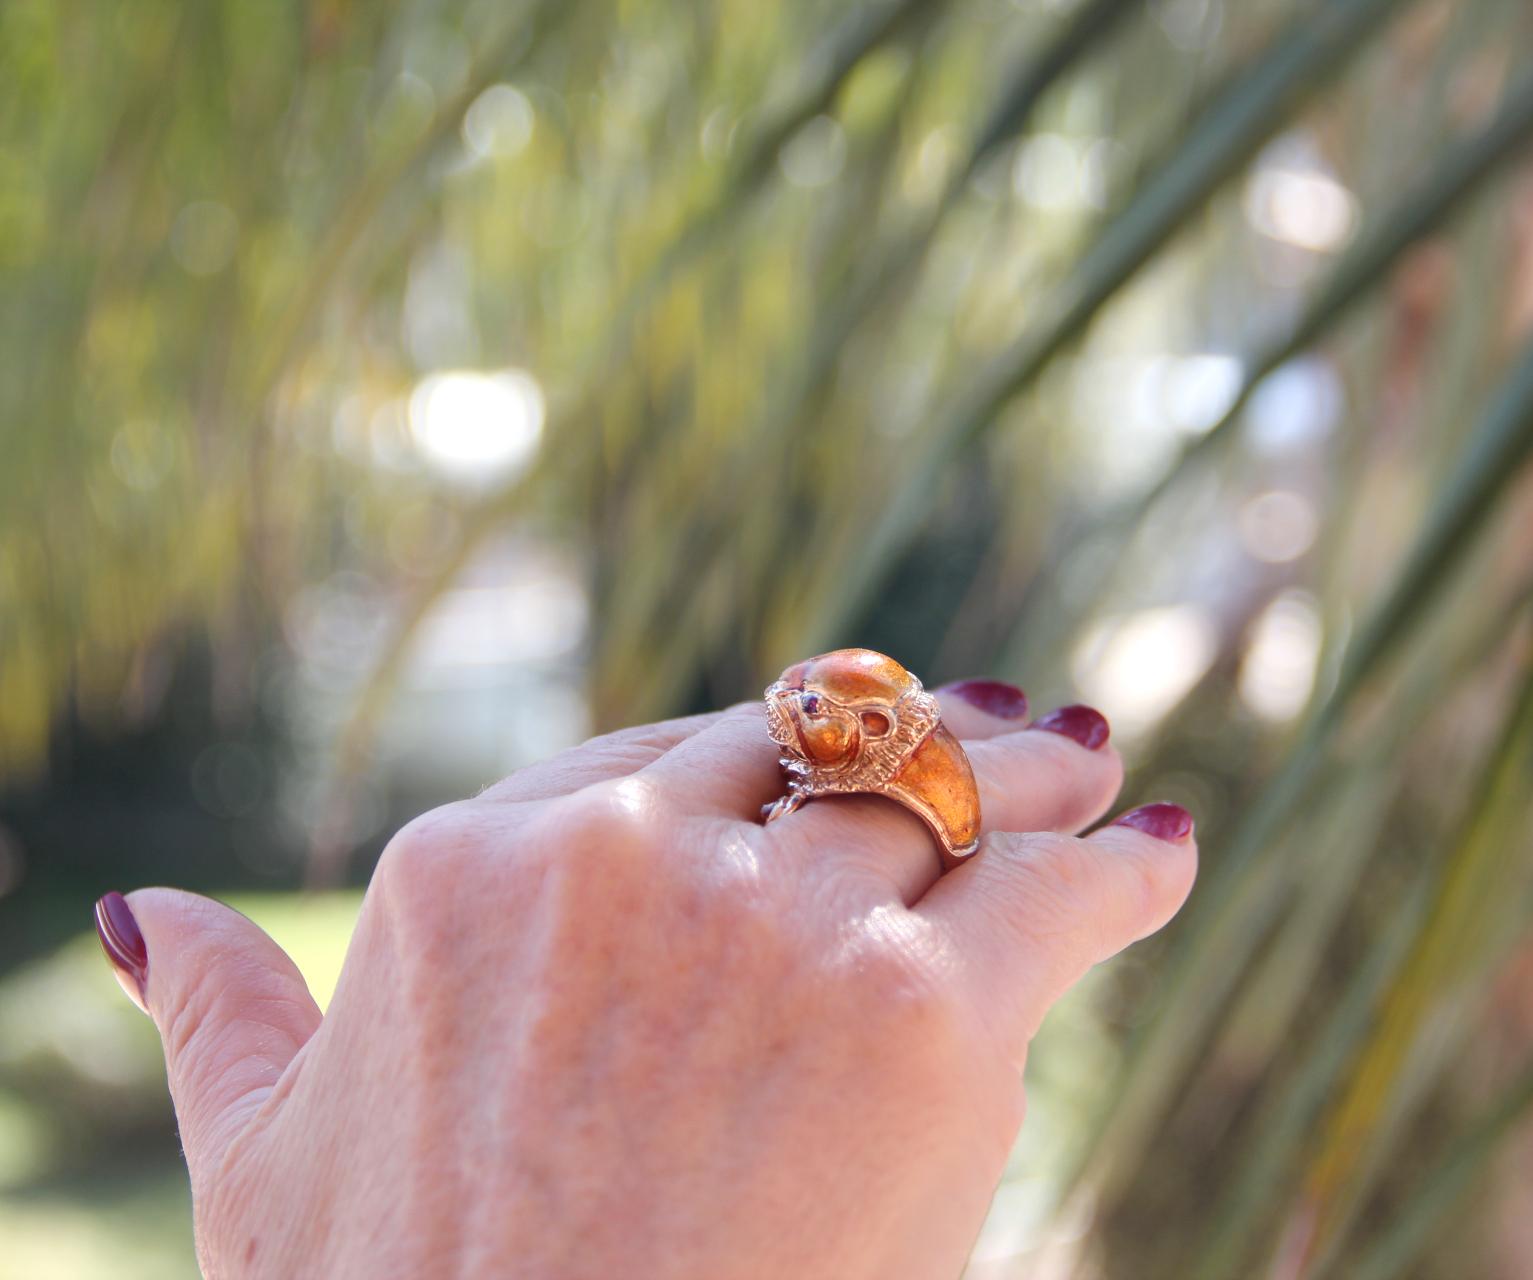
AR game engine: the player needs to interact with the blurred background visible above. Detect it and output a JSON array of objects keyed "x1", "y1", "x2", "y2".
[{"x1": 3, "y1": 0, "x2": 1533, "y2": 1275}]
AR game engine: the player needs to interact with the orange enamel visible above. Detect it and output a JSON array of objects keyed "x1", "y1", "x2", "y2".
[
  {"x1": 889, "y1": 723, "x2": 981, "y2": 855},
  {"x1": 762, "y1": 647, "x2": 982, "y2": 870}
]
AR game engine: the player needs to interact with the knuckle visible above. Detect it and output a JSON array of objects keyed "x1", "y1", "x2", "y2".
[
  {"x1": 978, "y1": 831, "x2": 1107, "y2": 952},
  {"x1": 838, "y1": 917, "x2": 965, "y2": 1045},
  {"x1": 376, "y1": 800, "x2": 481, "y2": 891},
  {"x1": 1013, "y1": 831, "x2": 1100, "y2": 910},
  {"x1": 1093, "y1": 827, "x2": 1199, "y2": 932},
  {"x1": 1000, "y1": 826, "x2": 1197, "y2": 952},
  {"x1": 545, "y1": 775, "x2": 676, "y2": 868},
  {"x1": 372, "y1": 801, "x2": 507, "y2": 944}
]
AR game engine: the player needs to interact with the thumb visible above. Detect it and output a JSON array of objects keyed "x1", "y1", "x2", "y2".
[{"x1": 94, "y1": 888, "x2": 322, "y2": 1182}]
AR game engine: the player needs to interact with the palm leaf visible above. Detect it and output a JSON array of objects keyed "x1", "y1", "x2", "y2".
[
  {"x1": 1285, "y1": 651, "x2": 1533, "y2": 1274},
  {"x1": 999, "y1": 65, "x2": 1533, "y2": 676},
  {"x1": 599, "y1": 0, "x2": 1145, "y2": 719},
  {"x1": 1348, "y1": 1051, "x2": 1533, "y2": 1280},
  {"x1": 1068, "y1": 328, "x2": 1533, "y2": 1210},
  {"x1": 788, "y1": 0, "x2": 1422, "y2": 657}
]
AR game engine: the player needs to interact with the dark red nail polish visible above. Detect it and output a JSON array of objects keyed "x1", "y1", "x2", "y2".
[
  {"x1": 939, "y1": 679, "x2": 1028, "y2": 720},
  {"x1": 1033, "y1": 704, "x2": 1110, "y2": 750},
  {"x1": 95, "y1": 891, "x2": 149, "y2": 1004},
  {"x1": 1111, "y1": 803, "x2": 1195, "y2": 843}
]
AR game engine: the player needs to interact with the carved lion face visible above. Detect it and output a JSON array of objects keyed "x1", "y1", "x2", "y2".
[{"x1": 763, "y1": 648, "x2": 921, "y2": 768}]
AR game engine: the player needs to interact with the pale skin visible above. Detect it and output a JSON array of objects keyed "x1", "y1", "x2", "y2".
[{"x1": 105, "y1": 688, "x2": 1197, "y2": 1279}]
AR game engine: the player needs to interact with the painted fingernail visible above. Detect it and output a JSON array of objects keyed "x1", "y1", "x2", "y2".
[
  {"x1": 1033, "y1": 704, "x2": 1110, "y2": 750},
  {"x1": 939, "y1": 679, "x2": 1029, "y2": 720},
  {"x1": 1111, "y1": 803, "x2": 1195, "y2": 843},
  {"x1": 94, "y1": 892, "x2": 149, "y2": 1011}
]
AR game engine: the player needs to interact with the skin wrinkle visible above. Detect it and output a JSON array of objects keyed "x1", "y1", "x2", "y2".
[
  {"x1": 204, "y1": 1087, "x2": 334, "y2": 1279},
  {"x1": 173, "y1": 1013, "x2": 306, "y2": 1179},
  {"x1": 215, "y1": 1031, "x2": 317, "y2": 1177}
]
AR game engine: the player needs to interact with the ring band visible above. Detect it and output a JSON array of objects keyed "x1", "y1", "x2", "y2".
[{"x1": 760, "y1": 648, "x2": 982, "y2": 871}]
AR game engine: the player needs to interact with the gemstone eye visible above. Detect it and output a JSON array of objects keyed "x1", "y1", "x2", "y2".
[
  {"x1": 801, "y1": 693, "x2": 821, "y2": 715},
  {"x1": 860, "y1": 710, "x2": 891, "y2": 736}
]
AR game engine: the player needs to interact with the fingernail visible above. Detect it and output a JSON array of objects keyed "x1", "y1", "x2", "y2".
[
  {"x1": 1111, "y1": 803, "x2": 1195, "y2": 843},
  {"x1": 1033, "y1": 704, "x2": 1110, "y2": 750},
  {"x1": 938, "y1": 679, "x2": 1028, "y2": 720},
  {"x1": 94, "y1": 891, "x2": 149, "y2": 1012}
]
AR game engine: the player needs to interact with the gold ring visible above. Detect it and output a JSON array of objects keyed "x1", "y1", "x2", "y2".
[{"x1": 760, "y1": 648, "x2": 981, "y2": 871}]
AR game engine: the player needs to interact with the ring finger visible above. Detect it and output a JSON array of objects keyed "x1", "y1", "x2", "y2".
[{"x1": 769, "y1": 689, "x2": 1122, "y2": 904}]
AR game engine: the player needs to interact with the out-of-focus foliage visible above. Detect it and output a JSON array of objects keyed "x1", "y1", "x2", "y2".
[{"x1": 3, "y1": 0, "x2": 1533, "y2": 1275}]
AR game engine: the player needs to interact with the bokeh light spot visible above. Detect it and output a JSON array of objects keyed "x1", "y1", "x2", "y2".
[
  {"x1": 1244, "y1": 134, "x2": 1357, "y2": 253},
  {"x1": 1238, "y1": 490, "x2": 1319, "y2": 563},
  {"x1": 1072, "y1": 605, "x2": 1219, "y2": 738},
  {"x1": 1239, "y1": 590, "x2": 1322, "y2": 720},
  {"x1": 1014, "y1": 134, "x2": 1085, "y2": 210},
  {"x1": 463, "y1": 84, "x2": 534, "y2": 158},
  {"x1": 407, "y1": 369, "x2": 545, "y2": 484}
]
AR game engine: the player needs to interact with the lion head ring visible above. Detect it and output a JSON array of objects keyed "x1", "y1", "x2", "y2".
[{"x1": 760, "y1": 648, "x2": 981, "y2": 871}]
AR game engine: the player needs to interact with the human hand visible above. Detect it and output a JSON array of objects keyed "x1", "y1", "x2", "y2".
[{"x1": 96, "y1": 678, "x2": 1195, "y2": 1279}]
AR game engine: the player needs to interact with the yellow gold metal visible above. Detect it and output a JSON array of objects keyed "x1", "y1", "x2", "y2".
[{"x1": 761, "y1": 648, "x2": 981, "y2": 871}]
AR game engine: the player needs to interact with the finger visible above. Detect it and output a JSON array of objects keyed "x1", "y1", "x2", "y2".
[
  {"x1": 934, "y1": 679, "x2": 1031, "y2": 739},
  {"x1": 94, "y1": 889, "x2": 322, "y2": 1196},
  {"x1": 917, "y1": 803, "x2": 1198, "y2": 1064},
  {"x1": 638, "y1": 700, "x2": 785, "y2": 819},
  {"x1": 971, "y1": 707, "x2": 1120, "y2": 833},
  {"x1": 770, "y1": 705, "x2": 1122, "y2": 904},
  {"x1": 637, "y1": 680, "x2": 1040, "y2": 823},
  {"x1": 479, "y1": 709, "x2": 725, "y2": 804}
]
